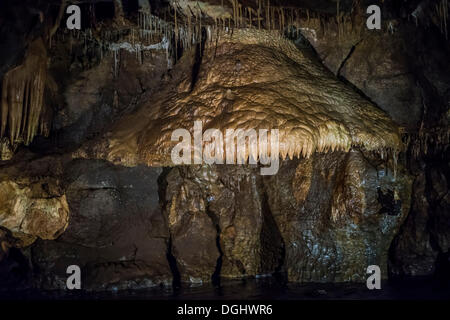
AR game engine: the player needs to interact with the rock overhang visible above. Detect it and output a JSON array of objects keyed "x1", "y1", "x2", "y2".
[{"x1": 73, "y1": 28, "x2": 403, "y2": 170}]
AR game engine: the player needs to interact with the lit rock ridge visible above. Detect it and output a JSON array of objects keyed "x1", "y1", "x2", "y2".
[{"x1": 74, "y1": 29, "x2": 403, "y2": 166}]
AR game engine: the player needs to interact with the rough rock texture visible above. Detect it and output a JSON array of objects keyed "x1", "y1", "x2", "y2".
[
  {"x1": 267, "y1": 151, "x2": 412, "y2": 282},
  {"x1": 32, "y1": 160, "x2": 172, "y2": 290},
  {"x1": 75, "y1": 29, "x2": 403, "y2": 167},
  {"x1": 338, "y1": 33, "x2": 423, "y2": 131},
  {"x1": 294, "y1": 5, "x2": 450, "y2": 279},
  {"x1": 300, "y1": 17, "x2": 422, "y2": 130},
  {"x1": 163, "y1": 165, "x2": 284, "y2": 283},
  {"x1": 390, "y1": 154, "x2": 450, "y2": 277},
  {"x1": 0, "y1": 154, "x2": 69, "y2": 245},
  {"x1": 49, "y1": 40, "x2": 169, "y2": 151},
  {"x1": 162, "y1": 149, "x2": 412, "y2": 283},
  {"x1": 0, "y1": 0, "x2": 448, "y2": 292},
  {"x1": 0, "y1": 180, "x2": 68, "y2": 241}
]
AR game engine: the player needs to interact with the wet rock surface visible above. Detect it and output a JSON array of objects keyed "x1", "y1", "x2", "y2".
[{"x1": 390, "y1": 154, "x2": 450, "y2": 278}]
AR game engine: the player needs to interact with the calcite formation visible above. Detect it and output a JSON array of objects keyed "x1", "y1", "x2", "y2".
[
  {"x1": 1, "y1": 38, "x2": 49, "y2": 147},
  {"x1": 63, "y1": 27, "x2": 411, "y2": 286},
  {"x1": 267, "y1": 151, "x2": 412, "y2": 282},
  {"x1": 1, "y1": 1, "x2": 447, "y2": 293},
  {"x1": 75, "y1": 29, "x2": 402, "y2": 168}
]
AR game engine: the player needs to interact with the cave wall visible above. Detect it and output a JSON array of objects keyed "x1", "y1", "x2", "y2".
[
  {"x1": 32, "y1": 160, "x2": 171, "y2": 291},
  {"x1": 0, "y1": 0, "x2": 449, "y2": 291},
  {"x1": 295, "y1": 2, "x2": 450, "y2": 278},
  {"x1": 0, "y1": 150, "x2": 412, "y2": 290}
]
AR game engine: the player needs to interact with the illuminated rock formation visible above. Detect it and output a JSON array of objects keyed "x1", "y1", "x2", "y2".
[
  {"x1": 1, "y1": 38, "x2": 49, "y2": 146},
  {"x1": 65, "y1": 27, "x2": 410, "y2": 286},
  {"x1": 0, "y1": 1, "x2": 447, "y2": 294},
  {"x1": 75, "y1": 29, "x2": 402, "y2": 169},
  {"x1": 0, "y1": 155, "x2": 69, "y2": 246}
]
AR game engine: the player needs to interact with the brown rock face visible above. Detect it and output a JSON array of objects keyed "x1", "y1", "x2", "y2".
[
  {"x1": 0, "y1": 181, "x2": 68, "y2": 241},
  {"x1": 266, "y1": 151, "x2": 412, "y2": 282},
  {"x1": 163, "y1": 165, "x2": 284, "y2": 283},
  {"x1": 296, "y1": 9, "x2": 450, "y2": 280},
  {"x1": 337, "y1": 33, "x2": 423, "y2": 131},
  {"x1": 164, "y1": 167, "x2": 220, "y2": 283},
  {"x1": 161, "y1": 149, "x2": 412, "y2": 283},
  {"x1": 298, "y1": 13, "x2": 423, "y2": 131},
  {"x1": 0, "y1": 155, "x2": 69, "y2": 244}
]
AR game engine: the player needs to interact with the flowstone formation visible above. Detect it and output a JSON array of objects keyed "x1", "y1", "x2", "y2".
[
  {"x1": 0, "y1": 39, "x2": 51, "y2": 160},
  {"x1": 76, "y1": 28, "x2": 403, "y2": 167}
]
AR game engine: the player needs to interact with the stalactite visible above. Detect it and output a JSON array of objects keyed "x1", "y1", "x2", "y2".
[
  {"x1": 114, "y1": 49, "x2": 119, "y2": 78},
  {"x1": 232, "y1": 0, "x2": 237, "y2": 28},
  {"x1": 239, "y1": 3, "x2": 243, "y2": 28},
  {"x1": 393, "y1": 150, "x2": 398, "y2": 181},
  {"x1": 337, "y1": 0, "x2": 341, "y2": 42},
  {"x1": 258, "y1": 1, "x2": 261, "y2": 30},
  {"x1": 1, "y1": 39, "x2": 48, "y2": 146},
  {"x1": 437, "y1": 0, "x2": 449, "y2": 40},
  {"x1": 114, "y1": 0, "x2": 125, "y2": 21},
  {"x1": 174, "y1": 7, "x2": 178, "y2": 60},
  {"x1": 48, "y1": 0, "x2": 68, "y2": 48}
]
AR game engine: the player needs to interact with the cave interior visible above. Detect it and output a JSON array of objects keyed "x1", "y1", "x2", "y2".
[{"x1": 0, "y1": 0, "x2": 449, "y2": 299}]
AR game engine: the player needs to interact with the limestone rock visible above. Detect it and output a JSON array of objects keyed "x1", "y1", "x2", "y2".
[
  {"x1": 74, "y1": 29, "x2": 402, "y2": 167},
  {"x1": 31, "y1": 160, "x2": 172, "y2": 290},
  {"x1": 0, "y1": 175, "x2": 68, "y2": 243},
  {"x1": 264, "y1": 151, "x2": 412, "y2": 282},
  {"x1": 164, "y1": 165, "x2": 284, "y2": 283}
]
